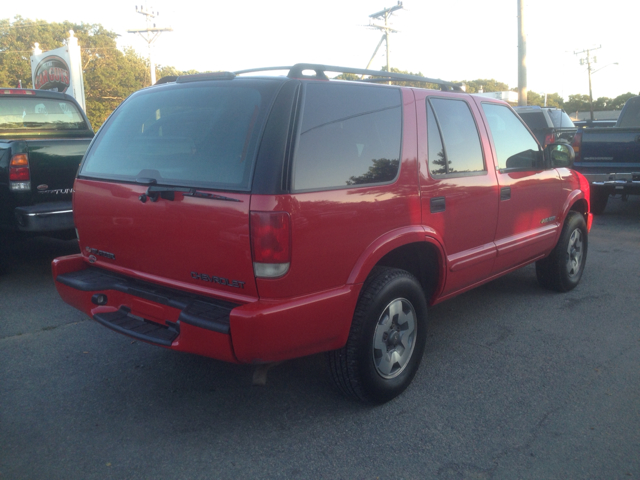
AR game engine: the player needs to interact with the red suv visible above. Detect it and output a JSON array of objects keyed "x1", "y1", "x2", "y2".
[{"x1": 53, "y1": 64, "x2": 591, "y2": 403}]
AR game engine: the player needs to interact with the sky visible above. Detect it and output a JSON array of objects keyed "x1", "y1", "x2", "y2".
[{"x1": 5, "y1": 0, "x2": 638, "y2": 101}]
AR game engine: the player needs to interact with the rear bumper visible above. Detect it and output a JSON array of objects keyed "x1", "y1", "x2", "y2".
[
  {"x1": 52, "y1": 255, "x2": 358, "y2": 364},
  {"x1": 14, "y1": 201, "x2": 74, "y2": 232},
  {"x1": 582, "y1": 172, "x2": 640, "y2": 195}
]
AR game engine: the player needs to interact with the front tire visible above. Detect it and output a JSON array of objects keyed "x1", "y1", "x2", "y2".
[
  {"x1": 327, "y1": 267, "x2": 428, "y2": 404},
  {"x1": 536, "y1": 211, "x2": 588, "y2": 292}
]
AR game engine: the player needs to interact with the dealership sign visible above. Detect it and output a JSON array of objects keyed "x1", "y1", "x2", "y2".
[
  {"x1": 30, "y1": 31, "x2": 86, "y2": 111},
  {"x1": 33, "y1": 55, "x2": 71, "y2": 92}
]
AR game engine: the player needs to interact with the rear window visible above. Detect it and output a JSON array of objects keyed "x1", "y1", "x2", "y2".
[
  {"x1": 617, "y1": 97, "x2": 640, "y2": 128},
  {"x1": 80, "y1": 80, "x2": 281, "y2": 191},
  {"x1": 516, "y1": 111, "x2": 547, "y2": 130},
  {"x1": 547, "y1": 109, "x2": 575, "y2": 128},
  {"x1": 0, "y1": 97, "x2": 86, "y2": 130},
  {"x1": 292, "y1": 83, "x2": 402, "y2": 191}
]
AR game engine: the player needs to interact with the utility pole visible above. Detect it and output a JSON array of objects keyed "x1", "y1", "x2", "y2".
[
  {"x1": 517, "y1": 0, "x2": 527, "y2": 106},
  {"x1": 128, "y1": 4, "x2": 172, "y2": 85},
  {"x1": 574, "y1": 46, "x2": 601, "y2": 121},
  {"x1": 365, "y1": 1, "x2": 403, "y2": 77}
]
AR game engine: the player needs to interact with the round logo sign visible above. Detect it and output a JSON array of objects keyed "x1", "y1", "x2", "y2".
[{"x1": 34, "y1": 55, "x2": 70, "y2": 93}]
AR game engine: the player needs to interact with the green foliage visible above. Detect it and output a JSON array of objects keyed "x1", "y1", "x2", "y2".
[
  {"x1": 459, "y1": 79, "x2": 510, "y2": 94},
  {"x1": 610, "y1": 93, "x2": 637, "y2": 110},
  {"x1": 0, "y1": 16, "x2": 153, "y2": 130},
  {"x1": 563, "y1": 94, "x2": 590, "y2": 115},
  {"x1": 526, "y1": 91, "x2": 564, "y2": 108}
]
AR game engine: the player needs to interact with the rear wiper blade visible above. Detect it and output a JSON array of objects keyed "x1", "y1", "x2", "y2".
[{"x1": 139, "y1": 185, "x2": 241, "y2": 203}]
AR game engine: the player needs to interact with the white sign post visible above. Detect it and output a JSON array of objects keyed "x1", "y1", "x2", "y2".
[{"x1": 30, "y1": 30, "x2": 86, "y2": 112}]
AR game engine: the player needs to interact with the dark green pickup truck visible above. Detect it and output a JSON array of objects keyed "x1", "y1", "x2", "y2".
[{"x1": 0, "y1": 88, "x2": 93, "y2": 240}]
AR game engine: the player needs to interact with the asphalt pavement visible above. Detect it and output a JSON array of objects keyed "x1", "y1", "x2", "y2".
[{"x1": 1, "y1": 196, "x2": 639, "y2": 479}]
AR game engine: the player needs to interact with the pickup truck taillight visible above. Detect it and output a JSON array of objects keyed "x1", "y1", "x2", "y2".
[
  {"x1": 571, "y1": 131, "x2": 582, "y2": 163},
  {"x1": 543, "y1": 133, "x2": 555, "y2": 148},
  {"x1": 250, "y1": 211, "x2": 291, "y2": 278},
  {"x1": 9, "y1": 153, "x2": 31, "y2": 191}
]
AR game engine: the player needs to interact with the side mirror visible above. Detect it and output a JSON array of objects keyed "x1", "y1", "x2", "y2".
[{"x1": 546, "y1": 143, "x2": 575, "y2": 168}]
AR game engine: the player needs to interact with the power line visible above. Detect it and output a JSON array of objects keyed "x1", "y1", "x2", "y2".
[
  {"x1": 128, "y1": 4, "x2": 172, "y2": 85},
  {"x1": 574, "y1": 45, "x2": 601, "y2": 121},
  {"x1": 364, "y1": 1, "x2": 403, "y2": 79}
]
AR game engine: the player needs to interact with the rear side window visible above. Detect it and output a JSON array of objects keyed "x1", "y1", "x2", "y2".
[
  {"x1": 482, "y1": 103, "x2": 541, "y2": 170},
  {"x1": 516, "y1": 111, "x2": 547, "y2": 130},
  {"x1": 427, "y1": 98, "x2": 485, "y2": 176},
  {"x1": 547, "y1": 109, "x2": 575, "y2": 128},
  {"x1": 81, "y1": 80, "x2": 280, "y2": 191},
  {"x1": 0, "y1": 97, "x2": 87, "y2": 130},
  {"x1": 292, "y1": 83, "x2": 402, "y2": 191},
  {"x1": 617, "y1": 97, "x2": 640, "y2": 128}
]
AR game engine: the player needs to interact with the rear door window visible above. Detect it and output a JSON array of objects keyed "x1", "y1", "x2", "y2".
[
  {"x1": 292, "y1": 83, "x2": 402, "y2": 191},
  {"x1": 427, "y1": 98, "x2": 485, "y2": 176},
  {"x1": 80, "y1": 80, "x2": 281, "y2": 191}
]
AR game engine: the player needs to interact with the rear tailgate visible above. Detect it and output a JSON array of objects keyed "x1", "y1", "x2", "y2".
[
  {"x1": 28, "y1": 138, "x2": 91, "y2": 202},
  {"x1": 73, "y1": 178, "x2": 258, "y2": 299},
  {"x1": 578, "y1": 128, "x2": 640, "y2": 172},
  {"x1": 73, "y1": 77, "x2": 286, "y2": 301}
]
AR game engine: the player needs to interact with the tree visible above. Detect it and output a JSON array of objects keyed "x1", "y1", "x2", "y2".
[
  {"x1": 563, "y1": 94, "x2": 591, "y2": 116},
  {"x1": 525, "y1": 91, "x2": 564, "y2": 108},
  {"x1": 610, "y1": 92, "x2": 636, "y2": 110},
  {"x1": 459, "y1": 79, "x2": 510, "y2": 94},
  {"x1": 346, "y1": 158, "x2": 399, "y2": 185},
  {"x1": 0, "y1": 17, "x2": 150, "y2": 129}
]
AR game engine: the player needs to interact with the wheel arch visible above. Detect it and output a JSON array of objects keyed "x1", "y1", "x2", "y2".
[
  {"x1": 562, "y1": 189, "x2": 590, "y2": 230},
  {"x1": 347, "y1": 226, "x2": 446, "y2": 304}
]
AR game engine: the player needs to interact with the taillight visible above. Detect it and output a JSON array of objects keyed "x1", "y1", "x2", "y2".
[
  {"x1": 543, "y1": 133, "x2": 555, "y2": 148},
  {"x1": 250, "y1": 211, "x2": 291, "y2": 278},
  {"x1": 9, "y1": 153, "x2": 31, "y2": 190},
  {"x1": 571, "y1": 131, "x2": 582, "y2": 163}
]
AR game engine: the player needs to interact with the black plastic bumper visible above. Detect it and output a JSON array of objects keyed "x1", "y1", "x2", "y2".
[
  {"x1": 56, "y1": 267, "x2": 239, "y2": 344},
  {"x1": 14, "y1": 201, "x2": 74, "y2": 232}
]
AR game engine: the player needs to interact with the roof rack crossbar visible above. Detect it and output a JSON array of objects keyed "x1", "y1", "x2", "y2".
[{"x1": 233, "y1": 63, "x2": 463, "y2": 92}]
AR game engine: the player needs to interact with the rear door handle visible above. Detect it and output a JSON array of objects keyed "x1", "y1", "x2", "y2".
[{"x1": 500, "y1": 187, "x2": 511, "y2": 201}]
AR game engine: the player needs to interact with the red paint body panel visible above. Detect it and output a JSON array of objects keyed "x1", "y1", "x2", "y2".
[
  {"x1": 415, "y1": 90, "x2": 500, "y2": 296},
  {"x1": 73, "y1": 179, "x2": 258, "y2": 302},
  {"x1": 230, "y1": 284, "x2": 362, "y2": 363}
]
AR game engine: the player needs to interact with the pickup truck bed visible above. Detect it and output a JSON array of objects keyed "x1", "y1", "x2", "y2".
[{"x1": 572, "y1": 96, "x2": 640, "y2": 214}]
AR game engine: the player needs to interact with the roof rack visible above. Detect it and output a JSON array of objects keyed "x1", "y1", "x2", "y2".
[{"x1": 234, "y1": 63, "x2": 463, "y2": 92}]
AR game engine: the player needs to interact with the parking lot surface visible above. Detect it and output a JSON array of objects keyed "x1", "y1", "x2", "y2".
[{"x1": 1, "y1": 196, "x2": 639, "y2": 479}]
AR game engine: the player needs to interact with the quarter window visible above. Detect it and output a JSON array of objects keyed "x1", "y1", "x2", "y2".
[
  {"x1": 292, "y1": 83, "x2": 402, "y2": 191},
  {"x1": 427, "y1": 98, "x2": 485, "y2": 176},
  {"x1": 482, "y1": 103, "x2": 541, "y2": 170}
]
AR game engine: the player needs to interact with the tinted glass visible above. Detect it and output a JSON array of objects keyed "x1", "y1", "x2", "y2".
[
  {"x1": 81, "y1": 80, "x2": 280, "y2": 191},
  {"x1": 482, "y1": 103, "x2": 540, "y2": 170},
  {"x1": 517, "y1": 111, "x2": 547, "y2": 130},
  {"x1": 617, "y1": 97, "x2": 640, "y2": 128},
  {"x1": 427, "y1": 103, "x2": 447, "y2": 175},
  {"x1": 293, "y1": 83, "x2": 402, "y2": 191},
  {"x1": 0, "y1": 97, "x2": 87, "y2": 130},
  {"x1": 547, "y1": 109, "x2": 575, "y2": 128},
  {"x1": 428, "y1": 98, "x2": 484, "y2": 175}
]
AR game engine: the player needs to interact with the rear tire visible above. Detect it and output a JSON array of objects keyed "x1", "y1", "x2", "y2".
[
  {"x1": 536, "y1": 211, "x2": 588, "y2": 292},
  {"x1": 590, "y1": 188, "x2": 609, "y2": 215},
  {"x1": 327, "y1": 267, "x2": 428, "y2": 404}
]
